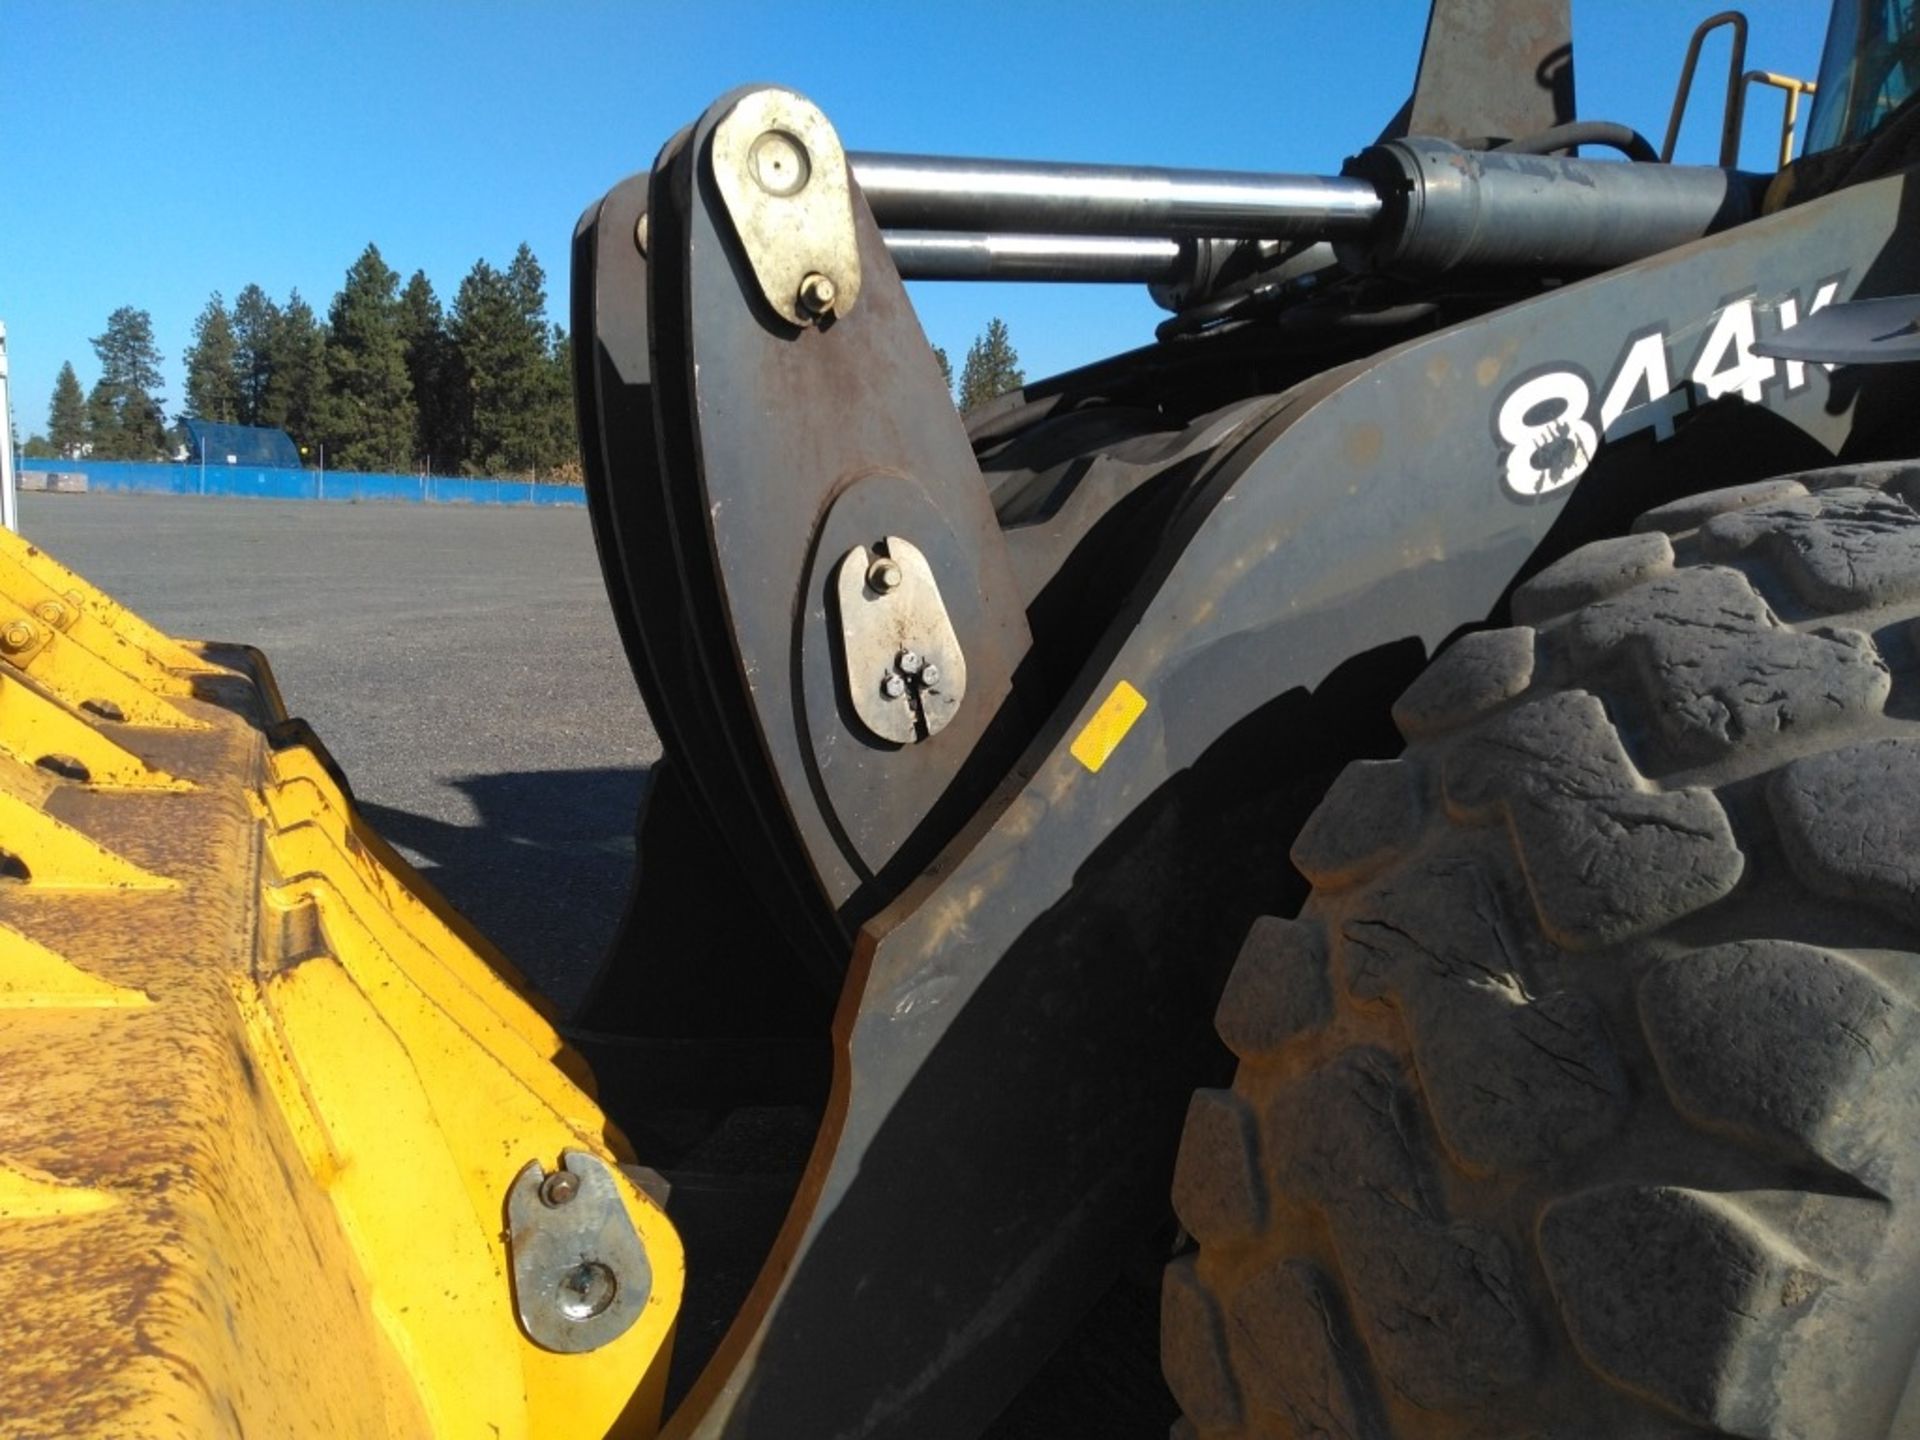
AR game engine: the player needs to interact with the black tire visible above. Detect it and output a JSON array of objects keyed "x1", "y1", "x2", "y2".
[{"x1": 1163, "y1": 465, "x2": 1920, "y2": 1439}]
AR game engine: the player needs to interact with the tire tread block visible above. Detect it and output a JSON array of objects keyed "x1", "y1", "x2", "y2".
[
  {"x1": 1512, "y1": 532, "x2": 1674, "y2": 627},
  {"x1": 1265, "y1": 1051, "x2": 1539, "y2": 1409},
  {"x1": 1540, "y1": 1185, "x2": 1829, "y2": 1437},
  {"x1": 1773, "y1": 738, "x2": 1920, "y2": 929},
  {"x1": 1641, "y1": 939, "x2": 1912, "y2": 1188},
  {"x1": 1569, "y1": 565, "x2": 1889, "y2": 768},
  {"x1": 1702, "y1": 483, "x2": 1920, "y2": 610},
  {"x1": 1444, "y1": 690, "x2": 1745, "y2": 948},
  {"x1": 1392, "y1": 627, "x2": 1537, "y2": 742},
  {"x1": 1340, "y1": 855, "x2": 1627, "y2": 1174},
  {"x1": 1215, "y1": 916, "x2": 1332, "y2": 1060}
]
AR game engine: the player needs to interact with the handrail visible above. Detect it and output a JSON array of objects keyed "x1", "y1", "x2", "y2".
[
  {"x1": 1662, "y1": 10, "x2": 1750, "y2": 166},
  {"x1": 1744, "y1": 69, "x2": 1818, "y2": 167}
]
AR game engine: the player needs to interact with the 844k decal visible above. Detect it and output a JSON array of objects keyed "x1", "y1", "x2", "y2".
[{"x1": 1495, "y1": 276, "x2": 1844, "y2": 499}]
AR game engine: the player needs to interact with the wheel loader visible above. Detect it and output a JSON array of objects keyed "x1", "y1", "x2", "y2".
[{"x1": 9, "y1": 1, "x2": 1920, "y2": 1435}]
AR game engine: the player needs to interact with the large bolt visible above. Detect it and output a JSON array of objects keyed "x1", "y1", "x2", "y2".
[
  {"x1": 749, "y1": 129, "x2": 811, "y2": 196},
  {"x1": 557, "y1": 1260, "x2": 618, "y2": 1322},
  {"x1": 33, "y1": 600, "x2": 65, "y2": 627},
  {"x1": 1, "y1": 620, "x2": 35, "y2": 653},
  {"x1": 797, "y1": 272, "x2": 837, "y2": 318},
  {"x1": 921, "y1": 663, "x2": 942, "y2": 687},
  {"x1": 634, "y1": 212, "x2": 650, "y2": 257},
  {"x1": 867, "y1": 557, "x2": 902, "y2": 593},
  {"x1": 897, "y1": 650, "x2": 923, "y2": 676},
  {"x1": 881, "y1": 673, "x2": 907, "y2": 700},
  {"x1": 540, "y1": 1169, "x2": 581, "y2": 1208}
]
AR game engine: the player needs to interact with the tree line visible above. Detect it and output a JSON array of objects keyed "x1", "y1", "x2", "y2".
[
  {"x1": 27, "y1": 242, "x2": 576, "y2": 481},
  {"x1": 935, "y1": 316, "x2": 1024, "y2": 414},
  {"x1": 27, "y1": 247, "x2": 1025, "y2": 477}
]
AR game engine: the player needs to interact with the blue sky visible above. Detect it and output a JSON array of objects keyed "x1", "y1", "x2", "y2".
[{"x1": 2, "y1": 2, "x2": 1829, "y2": 439}]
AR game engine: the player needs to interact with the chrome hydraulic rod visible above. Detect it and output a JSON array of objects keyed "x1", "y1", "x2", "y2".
[
  {"x1": 884, "y1": 231, "x2": 1184, "y2": 282},
  {"x1": 856, "y1": 140, "x2": 1760, "y2": 284},
  {"x1": 850, "y1": 152, "x2": 1385, "y2": 240}
]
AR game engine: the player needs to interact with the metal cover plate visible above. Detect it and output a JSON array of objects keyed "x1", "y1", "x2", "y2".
[
  {"x1": 709, "y1": 87, "x2": 863, "y2": 326},
  {"x1": 506, "y1": 1149, "x2": 655, "y2": 1354},
  {"x1": 833, "y1": 535, "x2": 967, "y2": 745}
]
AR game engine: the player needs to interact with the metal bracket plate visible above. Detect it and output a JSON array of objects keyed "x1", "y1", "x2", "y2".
[
  {"x1": 709, "y1": 88, "x2": 862, "y2": 326},
  {"x1": 505, "y1": 1149, "x2": 654, "y2": 1354},
  {"x1": 833, "y1": 535, "x2": 966, "y2": 744}
]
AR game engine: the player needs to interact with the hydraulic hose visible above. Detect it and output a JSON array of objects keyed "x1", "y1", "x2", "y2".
[{"x1": 1493, "y1": 121, "x2": 1662, "y2": 162}]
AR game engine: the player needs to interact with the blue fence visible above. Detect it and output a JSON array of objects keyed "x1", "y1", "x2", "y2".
[{"x1": 20, "y1": 459, "x2": 586, "y2": 508}]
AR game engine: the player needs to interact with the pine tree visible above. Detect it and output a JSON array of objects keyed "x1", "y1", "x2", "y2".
[
  {"x1": 47, "y1": 362, "x2": 87, "y2": 457},
  {"x1": 317, "y1": 245, "x2": 416, "y2": 472},
  {"x1": 544, "y1": 324, "x2": 579, "y2": 480},
  {"x1": 933, "y1": 345, "x2": 953, "y2": 399},
  {"x1": 958, "y1": 318, "x2": 1023, "y2": 411},
  {"x1": 397, "y1": 270, "x2": 452, "y2": 471},
  {"x1": 183, "y1": 295, "x2": 243, "y2": 424},
  {"x1": 261, "y1": 290, "x2": 326, "y2": 451},
  {"x1": 231, "y1": 284, "x2": 280, "y2": 426},
  {"x1": 450, "y1": 245, "x2": 559, "y2": 477},
  {"x1": 88, "y1": 307, "x2": 167, "y2": 459},
  {"x1": 510, "y1": 248, "x2": 575, "y2": 477}
]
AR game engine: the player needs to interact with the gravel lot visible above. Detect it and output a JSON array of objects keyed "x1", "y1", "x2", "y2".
[{"x1": 20, "y1": 490, "x2": 654, "y2": 1009}]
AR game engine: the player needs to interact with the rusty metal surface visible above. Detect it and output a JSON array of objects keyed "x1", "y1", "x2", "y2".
[{"x1": 1399, "y1": 0, "x2": 1573, "y2": 144}]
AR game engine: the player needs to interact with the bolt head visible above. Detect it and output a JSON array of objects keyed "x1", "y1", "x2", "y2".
[
  {"x1": 32, "y1": 601, "x2": 64, "y2": 626},
  {"x1": 557, "y1": 1260, "x2": 618, "y2": 1321},
  {"x1": 881, "y1": 673, "x2": 907, "y2": 700},
  {"x1": 867, "y1": 558, "x2": 902, "y2": 593},
  {"x1": 540, "y1": 1169, "x2": 581, "y2": 1207},
  {"x1": 798, "y1": 272, "x2": 837, "y2": 317},
  {"x1": 921, "y1": 663, "x2": 941, "y2": 687},
  {"x1": 1, "y1": 621, "x2": 35, "y2": 652},
  {"x1": 749, "y1": 129, "x2": 811, "y2": 196},
  {"x1": 897, "y1": 650, "x2": 923, "y2": 675},
  {"x1": 634, "y1": 212, "x2": 650, "y2": 256}
]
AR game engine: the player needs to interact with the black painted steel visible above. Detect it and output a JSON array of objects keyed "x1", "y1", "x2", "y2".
[
  {"x1": 658, "y1": 92, "x2": 1035, "y2": 924},
  {"x1": 572, "y1": 155, "x2": 852, "y2": 990},
  {"x1": 1342, "y1": 136, "x2": 1766, "y2": 276},
  {"x1": 636, "y1": 116, "x2": 1920, "y2": 1440}
]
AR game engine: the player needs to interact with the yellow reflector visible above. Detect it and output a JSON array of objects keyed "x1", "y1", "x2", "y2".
[{"x1": 1070, "y1": 680, "x2": 1148, "y2": 774}]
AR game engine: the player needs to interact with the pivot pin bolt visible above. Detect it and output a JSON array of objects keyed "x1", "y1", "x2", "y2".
[
  {"x1": 881, "y1": 673, "x2": 907, "y2": 700},
  {"x1": 921, "y1": 663, "x2": 941, "y2": 687},
  {"x1": 749, "y1": 129, "x2": 811, "y2": 197},
  {"x1": 1, "y1": 621, "x2": 35, "y2": 653},
  {"x1": 897, "y1": 650, "x2": 923, "y2": 676},
  {"x1": 867, "y1": 557, "x2": 902, "y2": 593},
  {"x1": 539, "y1": 1169, "x2": 581, "y2": 1208},
  {"x1": 798, "y1": 272, "x2": 837, "y2": 317}
]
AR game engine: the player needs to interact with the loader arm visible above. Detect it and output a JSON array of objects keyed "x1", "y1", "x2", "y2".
[{"x1": 574, "y1": 81, "x2": 1920, "y2": 1436}]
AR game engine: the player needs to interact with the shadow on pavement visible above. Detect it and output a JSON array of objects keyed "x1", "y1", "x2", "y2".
[{"x1": 359, "y1": 765, "x2": 650, "y2": 1010}]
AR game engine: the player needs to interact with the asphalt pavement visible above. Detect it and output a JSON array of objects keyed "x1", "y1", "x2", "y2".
[{"x1": 19, "y1": 490, "x2": 655, "y2": 1009}]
